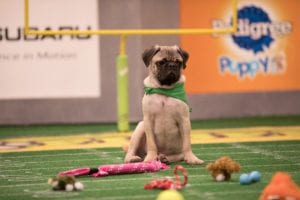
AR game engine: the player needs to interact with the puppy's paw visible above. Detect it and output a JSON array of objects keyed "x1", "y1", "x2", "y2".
[
  {"x1": 186, "y1": 157, "x2": 205, "y2": 165},
  {"x1": 184, "y1": 152, "x2": 204, "y2": 165},
  {"x1": 144, "y1": 151, "x2": 158, "y2": 162},
  {"x1": 158, "y1": 154, "x2": 170, "y2": 164},
  {"x1": 124, "y1": 155, "x2": 143, "y2": 163}
]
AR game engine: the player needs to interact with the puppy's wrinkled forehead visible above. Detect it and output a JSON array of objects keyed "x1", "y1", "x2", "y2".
[
  {"x1": 153, "y1": 46, "x2": 182, "y2": 62},
  {"x1": 142, "y1": 45, "x2": 189, "y2": 68}
]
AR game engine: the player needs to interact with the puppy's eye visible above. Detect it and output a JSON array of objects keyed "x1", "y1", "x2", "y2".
[
  {"x1": 157, "y1": 60, "x2": 166, "y2": 66},
  {"x1": 175, "y1": 60, "x2": 183, "y2": 65}
]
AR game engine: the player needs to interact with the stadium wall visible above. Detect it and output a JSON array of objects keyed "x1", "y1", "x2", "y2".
[{"x1": 0, "y1": 0, "x2": 299, "y2": 125}]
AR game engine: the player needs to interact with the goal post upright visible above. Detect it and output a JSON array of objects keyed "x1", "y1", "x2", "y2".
[{"x1": 117, "y1": 35, "x2": 129, "y2": 132}]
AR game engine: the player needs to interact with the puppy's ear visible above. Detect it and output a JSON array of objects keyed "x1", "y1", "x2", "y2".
[
  {"x1": 142, "y1": 46, "x2": 161, "y2": 67},
  {"x1": 177, "y1": 47, "x2": 189, "y2": 69}
]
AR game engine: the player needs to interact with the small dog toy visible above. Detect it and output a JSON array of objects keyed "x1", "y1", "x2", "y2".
[
  {"x1": 250, "y1": 171, "x2": 261, "y2": 182},
  {"x1": 58, "y1": 160, "x2": 169, "y2": 177},
  {"x1": 48, "y1": 175, "x2": 83, "y2": 191},
  {"x1": 259, "y1": 172, "x2": 300, "y2": 200},
  {"x1": 144, "y1": 165, "x2": 188, "y2": 190},
  {"x1": 239, "y1": 173, "x2": 251, "y2": 185},
  {"x1": 240, "y1": 171, "x2": 261, "y2": 185},
  {"x1": 156, "y1": 189, "x2": 185, "y2": 200},
  {"x1": 206, "y1": 156, "x2": 240, "y2": 181}
]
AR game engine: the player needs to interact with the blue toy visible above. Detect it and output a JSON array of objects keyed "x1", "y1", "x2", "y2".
[
  {"x1": 249, "y1": 171, "x2": 261, "y2": 182},
  {"x1": 239, "y1": 173, "x2": 251, "y2": 185},
  {"x1": 240, "y1": 171, "x2": 261, "y2": 185}
]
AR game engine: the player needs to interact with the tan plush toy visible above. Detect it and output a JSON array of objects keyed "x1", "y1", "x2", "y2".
[{"x1": 206, "y1": 156, "x2": 240, "y2": 181}]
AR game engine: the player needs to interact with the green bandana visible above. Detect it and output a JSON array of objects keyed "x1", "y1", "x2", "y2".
[{"x1": 144, "y1": 82, "x2": 192, "y2": 112}]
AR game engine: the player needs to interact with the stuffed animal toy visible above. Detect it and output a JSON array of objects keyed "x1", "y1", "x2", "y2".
[
  {"x1": 48, "y1": 175, "x2": 84, "y2": 191},
  {"x1": 206, "y1": 156, "x2": 240, "y2": 181},
  {"x1": 259, "y1": 172, "x2": 300, "y2": 200},
  {"x1": 58, "y1": 160, "x2": 169, "y2": 177}
]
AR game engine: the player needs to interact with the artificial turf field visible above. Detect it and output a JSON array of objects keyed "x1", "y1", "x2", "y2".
[{"x1": 0, "y1": 116, "x2": 299, "y2": 200}]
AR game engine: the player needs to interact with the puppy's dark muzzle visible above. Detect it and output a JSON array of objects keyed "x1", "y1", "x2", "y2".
[
  {"x1": 166, "y1": 63, "x2": 181, "y2": 75},
  {"x1": 167, "y1": 62, "x2": 181, "y2": 70},
  {"x1": 157, "y1": 63, "x2": 181, "y2": 85}
]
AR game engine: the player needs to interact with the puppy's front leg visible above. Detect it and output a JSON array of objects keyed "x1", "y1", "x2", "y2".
[
  {"x1": 143, "y1": 116, "x2": 158, "y2": 162},
  {"x1": 124, "y1": 121, "x2": 145, "y2": 163},
  {"x1": 181, "y1": 117, "x2": 204, "y2": 164}
]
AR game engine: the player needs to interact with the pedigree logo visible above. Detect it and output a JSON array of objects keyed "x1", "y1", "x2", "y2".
[{"x1": 212, "y1": 5, "x2": 292, "y2": 79}]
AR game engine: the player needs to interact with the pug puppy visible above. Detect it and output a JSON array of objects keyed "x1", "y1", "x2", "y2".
[{"x1": 124, "y1": 45, "x2": 204, "y2": 165}]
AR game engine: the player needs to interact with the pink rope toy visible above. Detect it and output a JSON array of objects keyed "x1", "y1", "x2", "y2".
[
  {"x1": 144, "y1": 165, "x2": 188, "y2": 190},
  {"x1": 58, "y1": 161, "x2": 170, "y2": 177}
]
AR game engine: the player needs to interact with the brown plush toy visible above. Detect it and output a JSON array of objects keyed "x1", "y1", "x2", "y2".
[{"x1": 206, "y1": 156, "x2": 240, "y2": 181}]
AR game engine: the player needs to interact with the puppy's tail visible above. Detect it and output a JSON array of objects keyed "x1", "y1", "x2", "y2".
[{"x1": 122, "y1": 145, "x2": 129, "y2": 153}]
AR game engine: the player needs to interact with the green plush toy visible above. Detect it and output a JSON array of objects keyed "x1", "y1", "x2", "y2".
[{"x1": 48, "y1": 175, "x2": 84, "y2": 192}]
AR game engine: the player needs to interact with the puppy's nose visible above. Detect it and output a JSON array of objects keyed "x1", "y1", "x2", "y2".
[{"x1": 167, "y1": 62, "x2": 177, "y2": 69}]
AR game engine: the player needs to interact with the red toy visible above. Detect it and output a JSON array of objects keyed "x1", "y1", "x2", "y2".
[
  {"x1": 259, "y1": 172, "x2": 300, "y2": 200},
  {"x1": 144, "y1": 165, "x2": 188, "y2": 190}
]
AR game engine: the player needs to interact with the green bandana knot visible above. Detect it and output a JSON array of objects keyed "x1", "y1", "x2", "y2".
[{"x1": 144, "y1": 82, "x2": 192, "y2": 112}]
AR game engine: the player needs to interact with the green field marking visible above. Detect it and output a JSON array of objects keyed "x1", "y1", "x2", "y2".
[
  {"x1": 0, "y1": 141, "x2": 299, "y2": 200},
  {"x1": 0, "y1": 126, "x2": 299, "y2": 153},
  {"x1": 1, "y1": 116, "x2": 299, "y2": 139}
]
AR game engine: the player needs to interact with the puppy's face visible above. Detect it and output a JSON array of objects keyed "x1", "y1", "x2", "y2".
[{"x1": 142, "y1": 45, "x2": 189, "y2": 86}]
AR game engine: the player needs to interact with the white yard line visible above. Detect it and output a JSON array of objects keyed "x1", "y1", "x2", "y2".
[
  {"x1": 0, "y1": 148, "x2": 297, "y2": 161},
  {"x1": 229, "y1": 143, "x2": 299, "y2": 163}
]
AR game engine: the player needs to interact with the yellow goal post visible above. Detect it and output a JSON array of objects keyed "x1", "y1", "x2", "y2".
[{"x1": 24, "y1": 0, "x2": 238, "y2": 132}]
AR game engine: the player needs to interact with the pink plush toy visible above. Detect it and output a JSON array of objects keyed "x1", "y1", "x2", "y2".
[{"x1": 58, "y1": 160, "x2": 169, "y2": 177}]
